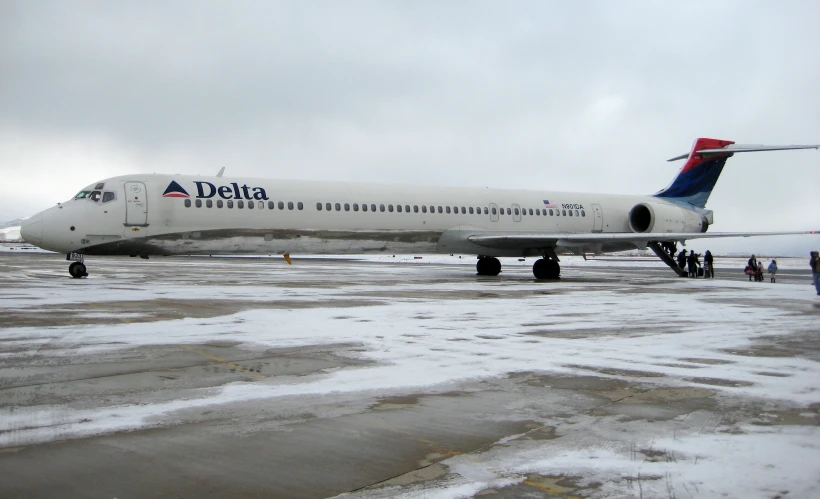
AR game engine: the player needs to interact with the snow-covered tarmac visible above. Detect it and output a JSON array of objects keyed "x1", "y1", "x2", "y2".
[{"x1": 0, "y1": 253, "x2": 818, "y2": 498}]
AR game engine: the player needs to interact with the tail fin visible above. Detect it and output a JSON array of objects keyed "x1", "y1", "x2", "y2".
[{"x1": 654, "y1": 138, "x2": 819, "y2": 208}]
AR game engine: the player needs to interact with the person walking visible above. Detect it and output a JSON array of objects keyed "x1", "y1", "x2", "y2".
[
  {"x1": 768, "y1": 259, "x2": 778, "y2": 283},
  {"x1": 704, "y1": 250, "x2": 714, "y2": 278},
  {"x1": 811, "y1": 251, "x2": 820, "y2": 295},
  {"x1": 756, "y1": 261, "x2": 765, "y2": 282},
  {"x1": 747, "y1": 255, "x2": 758, "y2": 281}
]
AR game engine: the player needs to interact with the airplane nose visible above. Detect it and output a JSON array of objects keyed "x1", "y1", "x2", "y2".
[{"x1": 20, "y1": 212, "x2": 43, "y2": 246}]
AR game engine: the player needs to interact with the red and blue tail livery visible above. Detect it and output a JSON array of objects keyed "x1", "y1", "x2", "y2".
[
  {"x1": 162, "y1": 181, "x2": 190, "y2": 198},
  {"x1": 654, "y1": 138, "x2": 818, "y2": 209}
]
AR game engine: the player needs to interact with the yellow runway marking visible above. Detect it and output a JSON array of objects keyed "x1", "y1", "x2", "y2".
[
  {"x1": 178, "y1": 344, "x2": 265, "y2": 379},
  {"x1": 87, "y1": 302, "x2": 264, "y2": 379}
]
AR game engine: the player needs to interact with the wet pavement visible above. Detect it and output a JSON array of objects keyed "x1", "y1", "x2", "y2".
[{"x1": 1, "y1": 252, "x2": 818, "y2": 498}]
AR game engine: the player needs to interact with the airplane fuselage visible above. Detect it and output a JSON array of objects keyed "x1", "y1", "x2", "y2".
[{"x1": 24, "y1": 174, "x2": 709, "y2": 258}]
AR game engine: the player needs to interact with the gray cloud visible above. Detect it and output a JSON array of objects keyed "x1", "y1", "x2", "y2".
[{"x1": 2, "y1": 1, "x2": 819, "y2": 254}]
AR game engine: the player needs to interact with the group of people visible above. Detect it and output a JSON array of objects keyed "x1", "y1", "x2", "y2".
[
  {"x1": 745, "y1": 255, "x2": 779, "y2": 283},
  {"x1": 676, "y1": 249, "x2": 714, "y2": 278}
]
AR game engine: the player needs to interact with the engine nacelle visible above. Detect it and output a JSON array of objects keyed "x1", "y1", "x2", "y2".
[{"x1": 629, "y1": 202, "x2": 708, "y2": 233}]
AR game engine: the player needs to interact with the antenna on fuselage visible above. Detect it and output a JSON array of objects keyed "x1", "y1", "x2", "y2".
[{"x1": 216, "y1": 167, "x2": 225, "y2": 177}]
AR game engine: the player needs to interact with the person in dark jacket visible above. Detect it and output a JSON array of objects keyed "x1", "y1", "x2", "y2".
[
  {"x1": 704, "y1": 250, "x2": 714, "y2": 278},
  {"x1": 687, "y1": 250, "x2": 700, "y2": 278},
  {"x1": 747, "y1": 255, "x2": 758, "y2": 281},
  {"x1": 677, "y1": 249, "x2": 687, "y2": 274},
  {"x1": 811, "y1": 251, "x2": 820, "y2": 295}
]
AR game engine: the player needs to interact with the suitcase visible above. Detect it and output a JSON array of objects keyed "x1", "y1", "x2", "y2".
[{"x1": 697, "y1": 267, "x2": 704, "y2": 277}]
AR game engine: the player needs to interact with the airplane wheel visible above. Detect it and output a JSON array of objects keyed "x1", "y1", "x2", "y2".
[
  {"x1": 69, "y1": 262, "x2": 87, "y2": 279},
  {"x1": 533, "y1": 258, "x2": 560, "y2": 280}
]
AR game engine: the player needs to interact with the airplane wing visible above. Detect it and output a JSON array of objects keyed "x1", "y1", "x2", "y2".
[{"x1": 467, "y1": 231, "x2": 817, "y2": 250}]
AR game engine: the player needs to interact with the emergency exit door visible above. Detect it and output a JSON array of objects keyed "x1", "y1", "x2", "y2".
[
  {"x1": 125, "y1": 182, "x2": 148, "y2": 226},
  {"x1": 591, "y1": 203, "x2": 603, "y2": 232}
]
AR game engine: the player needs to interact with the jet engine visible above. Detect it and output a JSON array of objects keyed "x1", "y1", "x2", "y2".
[{"x1": 628, "y1": 202, "x2": 708, "y2": 233}]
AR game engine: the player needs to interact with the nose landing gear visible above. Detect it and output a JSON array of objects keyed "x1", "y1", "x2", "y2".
[
  {"x1": 69, "y1": 262, "x2": 88, "y2": 278},
  {"x1": 66, "y1": 252, "x2": 88, "y2": 278}
]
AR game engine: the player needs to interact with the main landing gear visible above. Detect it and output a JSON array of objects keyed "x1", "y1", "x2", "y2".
[
  {"x1": 477, "y1": 256, "x2": 561, "y2": 280},
  {"x1": 532, "y1": 258, "x2": 560, "y2": 280},
  {"x1": 476, "y1": 257, "x2": 502, "y2": 276}
]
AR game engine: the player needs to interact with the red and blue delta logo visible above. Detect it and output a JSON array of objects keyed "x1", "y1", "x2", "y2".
[{"x1": 162, "y1": 181, "x2": 190, "y2": 198}]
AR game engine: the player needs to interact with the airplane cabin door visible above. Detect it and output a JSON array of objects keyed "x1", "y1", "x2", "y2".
[
  {"x1": 591, "y1": 203, "x2": 603, "y2": 232},
  {"x1": 489, "y1": 203, "x2": 499, "y2": 222},
  {"x1": 125, "y1": 182, "x2": 148, "y2": 226}
]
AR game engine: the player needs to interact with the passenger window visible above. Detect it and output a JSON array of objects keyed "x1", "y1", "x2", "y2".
[
  {"x1": 102, "y1": 192, "x2": 116, "y2": 203},
  {"x1": 362, "y1": 204, "x2": 368, "y2": 212},
  {"x1": 445, "y1": 206, "x2": 450, "y2": 214},
  {"x1": 317, "y1": 202, "x2": 323, "y2": 210},
  {"x1": 575, "y1": 209, "x2": 579, "y2": 217},
  {"x1": 491, "y1": 207, "x2": 496, "y2": 215},
  {"x1": 437, "y1": 206, "x2": 443, "y2": 213},
  {"x1": 248, "y1": 201, "x2": 254, "y2": 209},
  {"x1": 217, "y1": 200, "x2": 223, "y2": 208},
  {"x1": 371, "y1": 204, "x2": 377, "y2": 212},
  {"x1": 562, "y1": 209, "x2": 567, "y2": 216},
  {"x1": 380, "y1": 204, "x2": 385, "y2": 212},
  {"x1": 388, "y1": 205, "x2": 394, "y2": 212},
  {"x1": 278, "y1": 201, "x2": 284, "y2": 210},
  {"x1": 269, "y1": 201, "x2": 275, "y2": 210},
  {"x1": 353, "y1": 203, "x2": 359, "y2": 211},
  {"x1": 514, "y1": 208, "x2": 520, "y2": 215},
  {"x1": 422, "y1": 205, "x2": 427, "y2": 213},
  {"x1": 529, "y1": 209, "x2": 533, "y2": 215},
  {"x1": 414, "y1": 205, "x2": 419, "y2": 213},
  {"x1": 429, "y1": 206, "x2": 434, "y2": 213},
  {"x1": 460, "y1": 207, "x2": 465, "y2": 214},
  {"x1": 184, "y1": 199, "x2": 191, "y2": 208},
  {"x1": 484, "y1": 207, "x2": 489, "y2": 215},
  {"x1": 298, "y1": 202, "x2": 303, "y2": 210},
  {"x1": 206, "y1": 200, "x2": 213, "y2": 208},
  {"x1": 237, "y1": 200, "x2": 244, "y2": 208},
  {"x1": 335, "y1": 203, "x2": 341, "y2": 211},
  {"x1": 549, "y1": 209, "x2": 553, "y2": 216},
  {"x1": 288, "y1": 202, "x2": 294, "y2": 210},
  {"x1": 535, "y1": 209, "x2": 540, "y2": 216},
  {"x1": 405, "y1": 205, "x2": 410, "y2": 213},
  {"x1": 507, "y1": 208, "x2": 512, "y2": 215},
  {"x1": 581, "y1": 210, "x2": 586, "y2": 217},
  {"x1": 195, "y1": 199, "x2": 202, "y2": 208},
  {"x1": 469, "y1": 207, "x2": 474, "y2": 214},
  {"x1": 344, "y1": 203, "x2": 350, "y2": 211},
  {"x1": 397, "y1": 205, "x2": 402, "y2": 212},
  {"x1": 227, "y1": 200, "x2": 234, "y2": 208}
]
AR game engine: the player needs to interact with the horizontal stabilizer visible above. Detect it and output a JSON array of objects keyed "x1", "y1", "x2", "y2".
[{"x1": 668, "y1": 144, "x2": 819, "y2": 161}]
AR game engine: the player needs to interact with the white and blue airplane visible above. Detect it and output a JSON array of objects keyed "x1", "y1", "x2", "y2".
[{"x1": 20, "y1": 138, "x2": 818, "y2": 279}]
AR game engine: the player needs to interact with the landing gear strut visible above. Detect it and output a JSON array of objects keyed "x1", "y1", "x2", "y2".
[
  {"x1": 532, "y1": 258, "x2": 560, "y2": 280},
  {"x1": 476, "y1": 257, "x2": 501, "y2": 276}
]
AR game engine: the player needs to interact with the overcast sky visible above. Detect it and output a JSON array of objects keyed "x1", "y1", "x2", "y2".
[{"x1": 1, "y1": 1, "x2": 818, "y2": 255}]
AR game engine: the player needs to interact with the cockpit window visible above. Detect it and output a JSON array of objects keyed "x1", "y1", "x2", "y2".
[
  {"x1": 94, "y1": 183, "x2": 105, "y2": 189},
  {"x1": 74, "y1": 191, "x2": 91, "y2": 199},
  {"x1": 102, "y1": 191, "x2": 116, "y2": 203},
  {"x1": 89, "y1": 191, "x2": 102, "y2": 202}
]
